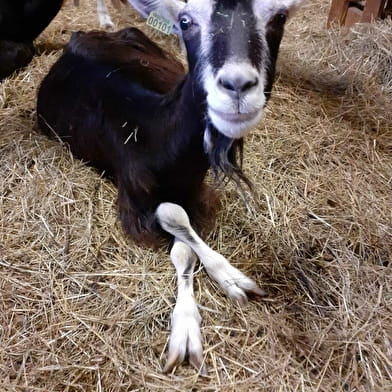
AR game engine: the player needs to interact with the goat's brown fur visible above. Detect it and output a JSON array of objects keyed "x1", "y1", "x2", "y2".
[{"x1": 37, "y1": 28, "x2": 219, "y2": 248}]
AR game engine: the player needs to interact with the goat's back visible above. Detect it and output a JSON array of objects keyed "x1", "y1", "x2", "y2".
[
  {"x1": 67, "y1": 28, "x2": 184, "y2": 93},
  {"x1": 37, "y1": 27, "x2": 185, "y2": 172},
  {"x1": 37, "y1": 27, "x2": 185, "y2": 166}
]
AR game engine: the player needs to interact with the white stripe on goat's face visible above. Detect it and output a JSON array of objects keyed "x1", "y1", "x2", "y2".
[{"x1": 178, "y1": 0, "x2": 302, "y2": 139}]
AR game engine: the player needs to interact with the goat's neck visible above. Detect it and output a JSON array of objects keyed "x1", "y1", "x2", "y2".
[{"x1": 161, "y1": 72, "x2": 208, "y2": 148}]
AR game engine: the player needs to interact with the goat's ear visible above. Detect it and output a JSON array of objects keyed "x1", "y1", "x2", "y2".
[{"x1": 127, "y1": 0, "x2": 184, "y2": 20}]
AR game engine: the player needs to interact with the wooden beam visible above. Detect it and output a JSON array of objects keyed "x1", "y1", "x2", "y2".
[
  {"x1": 328, "y1": 0, "x2": 392, "y2": 28},
  {"x1": 345, "y1": 6, "x2": 364, "y2": 27},
  {"x1": 361, "y1": 0, "x2": 386, "y2": 22},
  {"x1": 327, "y1": 0, "x2": 351, "y2": 27}
]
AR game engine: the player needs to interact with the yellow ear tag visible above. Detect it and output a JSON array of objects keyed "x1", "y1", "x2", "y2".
[{"x1": 146, "y1": 11, "x2": 173, "y2": 35}]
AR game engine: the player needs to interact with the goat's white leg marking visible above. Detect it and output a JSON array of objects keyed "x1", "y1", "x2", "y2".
[
  {"x1": 164, "y1": 239, "x2": 207, "y2": 375},
  {"x1": 156, "y1": 203, "x2": 267, "y2": 306},
  {"x1": 96, "y1": 0, "x2": 114, "y2": 29}
]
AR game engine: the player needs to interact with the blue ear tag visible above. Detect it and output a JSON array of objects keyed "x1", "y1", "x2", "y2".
[{"x1": 146, "y1": 11, "x2": 174, "y2": 35}]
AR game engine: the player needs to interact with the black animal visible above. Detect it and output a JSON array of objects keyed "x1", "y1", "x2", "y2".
[
  {"x1": 0, "y1": 40, "x2": 34, "y2": 80},
  {"x1": 37, "y1": 0, "x2": 303, "y2": 375},
  {"x1": 0, "y1": 0, "x2": 63, "y2": 80}
]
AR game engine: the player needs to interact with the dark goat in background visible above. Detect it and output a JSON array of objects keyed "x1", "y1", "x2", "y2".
[
  {"x1": 37, "y1": 0, "x2": 303, "y2": 375},
  {"x1": 0, "y1": 0, "x2": 63, "y2": 80}
]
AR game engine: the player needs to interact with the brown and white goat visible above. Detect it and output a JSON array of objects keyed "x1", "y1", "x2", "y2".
[{"x1": 37, "y1": 0, "x2": 303, "y2": 375}]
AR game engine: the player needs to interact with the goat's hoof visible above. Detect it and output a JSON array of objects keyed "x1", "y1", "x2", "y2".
[
  {"x1": 98, "y1": 16, "x2": 115, "y2": 30},
  {"x1": 205, "y1": 254, "x2": 267, "y2": 306},
  {"x1": 163, "y1": 350, "x2": 207, "y2": 376},
  {"x1": 101, "y1": 23, "x2": 115, "y2": 30},
  {"x1": 227, "y1": 285, "x2": 267, "y2": 307},
  {"x1": 225, "y1": 276, "x2": 267, "y2": 306},
  {"x1": 163, "y1": 301, "x2": 207, "y2": 376}
]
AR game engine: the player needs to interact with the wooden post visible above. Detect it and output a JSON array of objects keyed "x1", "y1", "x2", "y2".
[
  {"x1": 361, "y1": 0, "x2": 385, "y2": 22},
  {"x1": 327, "y1": 0, "x2": 351, "y2": 27},
  {"x1": 345, "y1": 6, "x2": 364, "y2": 27},
  {"x1": 328, "y1": 0, "x2": 392, "y2": 28}
]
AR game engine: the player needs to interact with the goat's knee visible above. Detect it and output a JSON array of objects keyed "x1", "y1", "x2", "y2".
[
  {"x1": 170, "y1": 239, "x2": 197, "y2": 269},
  {"x1": 156, "y1": 202, "x2": 191, "y2": 231}
]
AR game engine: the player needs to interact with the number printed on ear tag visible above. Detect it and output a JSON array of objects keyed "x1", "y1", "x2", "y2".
[{"x1": 146, "y1": 11, "x2": 173, "y2": 35}]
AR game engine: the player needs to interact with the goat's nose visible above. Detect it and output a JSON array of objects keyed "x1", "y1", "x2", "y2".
[{"x1": 218, "y1": 75, "x2": 259, "y2": 94}]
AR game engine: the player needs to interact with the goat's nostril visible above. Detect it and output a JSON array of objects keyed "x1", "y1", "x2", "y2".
[
  {"x1": 241, "y1": 77, "x2": 258, "y2": 92},
  {"x1": 218, "y1": 75, "x2": 259, "y2": 94},
  {"x1": 218, "y1": 77, "x2": 236, "y2": 92}
]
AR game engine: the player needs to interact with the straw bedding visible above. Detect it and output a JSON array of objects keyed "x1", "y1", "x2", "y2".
[{"x1": 0, "y1": 1, "x2": 391, "y2": 390}]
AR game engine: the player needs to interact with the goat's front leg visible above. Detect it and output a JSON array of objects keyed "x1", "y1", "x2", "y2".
[
  {"x1": 156, "y1": 203, "x2": 267, "y2": 307},
  {"x1": 96, "y1": 0, "x2": 114, "y2": 29},
  {"x1": 164, "y1": 239, "x2": 207, "y2": 375}
]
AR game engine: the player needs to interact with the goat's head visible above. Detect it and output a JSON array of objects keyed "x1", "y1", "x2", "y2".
[{"x1": 129, "y1": 0, "x2": 302, "y2": 140}]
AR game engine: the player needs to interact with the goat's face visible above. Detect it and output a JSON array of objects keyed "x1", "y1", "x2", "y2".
[
  {"x1": 129, "y1": 0, "x2": 303, "y2": 139},
  {"x1": 181, "y1": 0, "x2": 304, "y2": 139}
]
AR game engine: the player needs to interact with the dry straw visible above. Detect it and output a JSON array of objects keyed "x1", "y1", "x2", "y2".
[{"x1": 1, "y1": 0, "x2": 391, "y2": 391}]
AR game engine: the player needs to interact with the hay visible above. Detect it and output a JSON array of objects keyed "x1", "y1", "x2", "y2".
[{"x1": 1, "y1": 0, "x2": 391, "y2": 390}]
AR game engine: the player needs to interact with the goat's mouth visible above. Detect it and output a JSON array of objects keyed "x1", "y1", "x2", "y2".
[
  {"x1": 209, "y1": 107, "x2": 260, "y2": 123},
  {"x1": 207, "y1": 107, "x2": 263, "y2": 139}
]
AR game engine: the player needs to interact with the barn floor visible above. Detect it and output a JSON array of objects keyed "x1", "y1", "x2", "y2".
[{"x1": 1, "y1": 1, "x2": 391, "y2": 391}]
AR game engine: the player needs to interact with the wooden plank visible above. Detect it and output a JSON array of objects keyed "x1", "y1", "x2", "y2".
[
  {"x1": 328, "y1": 0, "x2": 351, "y2": 27},
  {"x1": 361, "y1": 0, "x2": 385, "y2": 22},
  {"x1": 345, "y1": 6, "x2": 364, "y2": 27},
  {"x1": 327, "y1": 0, "x2": 392, "y2": 28}
]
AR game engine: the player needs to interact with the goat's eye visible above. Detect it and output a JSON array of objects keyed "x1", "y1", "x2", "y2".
[
  {"x1": 275, "y1": 12, "x2": 287, "y2": 25},
  {"x1": 179, "y1": 14, "x2": 193, "y2": 31}
]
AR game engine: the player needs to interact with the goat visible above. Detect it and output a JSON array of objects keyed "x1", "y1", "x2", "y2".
[
  {"x1": 73, "y1": 0, "x2": 128, "y2": 29},
  {"x1": 37, "y1": 0, "x2": 303, "y2": 375},
  {"x1": 0, "y1": 0, "x2": 63, "y2": 80},
  {"x1": 0, "y1": 0, "x2": 122, "y2": 79}
]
